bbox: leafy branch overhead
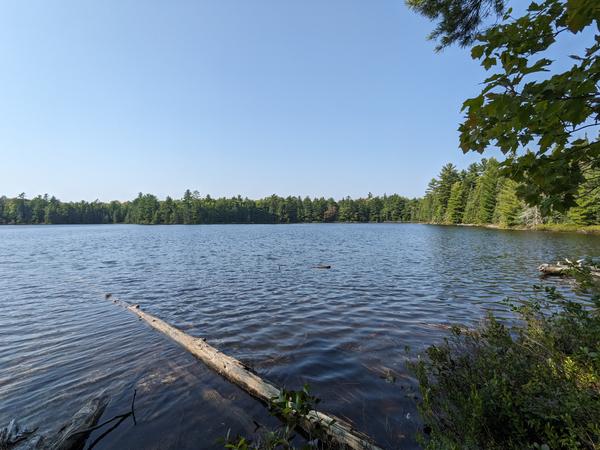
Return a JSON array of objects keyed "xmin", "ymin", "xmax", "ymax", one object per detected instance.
[
  {"xmin": 463, "ymin": 0, "xmax": 599, "ymax": 211},
  {"xmin": 406, "ymin": 0, "xmax": 507, "ymax": 50},
  {"xmin": 411, "ymin": 0, "xmax": 599, "ymax": 212}
]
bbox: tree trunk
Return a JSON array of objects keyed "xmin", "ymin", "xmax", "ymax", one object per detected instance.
[{"xmin": 124, "ymin": 303, "xmax": 382, "ymax": 450}]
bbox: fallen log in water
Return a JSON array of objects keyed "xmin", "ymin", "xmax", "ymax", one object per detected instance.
[
  {"xmin": 538, "ymin": 263, "xmax": 570, "ymax": 276},
  {"xmin": 3, "ymin": 393, "xmax": 130, "ymax": 450},
  {"xmin": 538, "ymin": 260, "xmax": 600, "ymax": 277},
  {"xmin": 116, "ymin": 301, "xmax": 382, "ymax": 450},
  {"xmin": 37, "ymin": 393, "xmax": 109, "ymax": 450}
]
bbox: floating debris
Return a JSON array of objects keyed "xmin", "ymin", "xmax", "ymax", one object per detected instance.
[{"xmin": 539, "ymin": 259, "xmax": 600, "ymax": 277}]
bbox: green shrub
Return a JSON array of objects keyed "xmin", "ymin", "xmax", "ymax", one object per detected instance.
[
  {"xmin": 222, "ymin": 385, "xmax": 333, "ymax": 450},
  {"xmin": 411, "ymin": 278, "xmax": 600, "ymax": 449}
]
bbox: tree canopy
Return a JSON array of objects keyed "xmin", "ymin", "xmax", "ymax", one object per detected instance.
[
  {"xmin": 3, "ymin": 156, "xmax": 599, "ymax": 227},
  {"xmin": 407, "ymin": 0, "xmax": 506, "ymax": 50},
  {"xmin": 410, "ymin": 0, "xmax": 599, "ymax": 212},
  {"xmin": 0, "ymin": 192, "xmax": 419, "ymax": 225}
]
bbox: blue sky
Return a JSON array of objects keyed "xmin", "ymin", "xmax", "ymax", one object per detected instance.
[{"xmin": 1, "ymin": 1, "xmax": 503, "ymax": 201}]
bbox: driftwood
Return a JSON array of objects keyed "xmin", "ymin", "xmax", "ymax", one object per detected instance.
[
  {"xmin": 37, "ymin": 393, "xmax": 109, "ymax": 450},
  {"xmin": 314, "ymin": 265, "xmax": 332, "ymax": 269},
  {"xmin": 119, "ymin": 302, "xmax": 382, "ymax": 450},
  {"xmin": 538, "ymin": 263, "xmax": 570, "ymax": 276},
  {"xmin": 1, "ymin": 396, "xmax": 108, "ymax": 450},
  {"xmin": 3, "ymin": 392, "xmax": 135, "ymax": 450},
  {"xmin": 538, "ymin": 259, "xmax": 600, "ymax": 277}
]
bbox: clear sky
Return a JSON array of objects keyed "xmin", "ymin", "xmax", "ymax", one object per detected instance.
[{"xmin": 2, "ymin": 0, "xmax": 497, "ymax": 201}]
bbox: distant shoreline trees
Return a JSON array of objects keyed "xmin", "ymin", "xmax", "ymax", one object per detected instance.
[
  {"xmin": 2, "ymin": 158, "xmax": 598, "ymax": 226},
  {"xmin": 415, "ymin": 158, "xmax": 600, "ymax": 226},
  {"xmin": 0, "ymin": 190, "xmax": 419, "ymax": 225}
]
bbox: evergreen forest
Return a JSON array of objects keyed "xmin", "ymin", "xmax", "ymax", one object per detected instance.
[{"xmin": 2, "ymin": 158, "xmax": 598, "ymax": 227}]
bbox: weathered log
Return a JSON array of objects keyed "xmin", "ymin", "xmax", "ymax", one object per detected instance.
[
  {"xmin": 3, "ymin": 395, "xmax": 110, "ymax": 450},
  {"xmin": 538, "ymin": 263, "xmax": 570, "ymax": 276},
  {"xmin": 123, "ymin": 303, "xmax": 382, "ymax": 450},
  {"xmin": 538, "ymin": 262, "xmax": 600, "ymax": 277},
  {"xmin": 44, "ymin": 394, "xmax": 109, "ymax": 450}
]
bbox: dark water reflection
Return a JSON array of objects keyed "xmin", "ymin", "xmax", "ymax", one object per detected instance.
[{"xmin": 1, "ymin": 224, "xmax": 599, "ymax": 449}]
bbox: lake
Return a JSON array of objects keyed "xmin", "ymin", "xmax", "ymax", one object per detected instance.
[{"xmin": 1, "ymin": 224, "xmax": 599, "ymax": 449}]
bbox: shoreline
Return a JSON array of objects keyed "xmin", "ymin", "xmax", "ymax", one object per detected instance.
[{"xmin": 430, "ymin": 222, "xmax": 600, "ymax": 235}]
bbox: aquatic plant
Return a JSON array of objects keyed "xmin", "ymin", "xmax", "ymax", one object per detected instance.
[{"xmin": 222, "ymin": 384, "xmax": 334, "ymax": 450}]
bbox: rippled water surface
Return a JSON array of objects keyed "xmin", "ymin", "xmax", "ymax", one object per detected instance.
[{"xmin": 2, "ymin": 224, "xmax": 600, "ymax": 449}]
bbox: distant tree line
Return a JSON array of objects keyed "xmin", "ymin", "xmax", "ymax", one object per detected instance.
[
  {"xmin": 0, "ymin": 191, "xmax": 419, "ymax": 225},
  {"xmin": 415, "ymin": 158, "xmax": 600, "ymax": 227},
  {"xmin": 2, "ymin": 158, "xmax": 598, "ymax": 226}
]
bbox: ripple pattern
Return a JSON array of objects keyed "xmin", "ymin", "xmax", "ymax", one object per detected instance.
[{"xmin": 1, "ymin": 224, "xmax": 599, "ymax": 449}]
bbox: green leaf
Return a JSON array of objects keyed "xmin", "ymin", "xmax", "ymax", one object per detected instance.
[
  {"xmin": 566, "ymin": 0, "xmax": 596, "ymax": 32},
  {"xmin": 462, "ymin": 95, "xmax": 485, "ymax": 112},
  {"xmin": 471, "ymin": 45, "xmax": 485, "ymax": 59}
]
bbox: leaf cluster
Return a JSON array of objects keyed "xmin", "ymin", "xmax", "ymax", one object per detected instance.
[
  {"xmin": 460, "ymin": 0, "xmax": 600, "ymax": 212},
  {"xmin": 222, "ymin": 385, "xmax": 334, "ymax": 450}
]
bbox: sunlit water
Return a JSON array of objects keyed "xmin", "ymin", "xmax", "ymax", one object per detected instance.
[{"xmin": 2, "ymin": 224, "xmax": 599, "ymax": 449}]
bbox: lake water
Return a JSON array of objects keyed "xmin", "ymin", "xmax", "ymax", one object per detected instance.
[{"xmin": 2, "ymin": 224, "xmax": 599, "ymax": 449}]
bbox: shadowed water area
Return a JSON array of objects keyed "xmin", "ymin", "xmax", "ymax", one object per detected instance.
[{"xmin": 2, "ymin": 224, "xmax": 599, "ymax": 449}]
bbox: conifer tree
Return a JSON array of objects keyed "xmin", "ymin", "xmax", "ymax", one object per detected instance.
[
  {"xmin": 444, "ymin": 181, "xmax": 466, "ymax": 224},
  {"xmin": 475, "ymin": 159, "xmax": 500, "ymax": 224},
  {"xmin": 494, "ymin": 178, "xmax": 522, "ymax": 226},
  {"xmin": 568, "ymin": 170, "xmax": 600, "ymax": 225}
]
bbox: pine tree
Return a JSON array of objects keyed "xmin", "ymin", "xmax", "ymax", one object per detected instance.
[
  {"xmin": 475, "ymin": 159, "xmax": 500, "ymax": 224},
  {"xmin": 432, "ymin": 164, "xmax": 460, "ymax": 222},
  {"xmin": 463, "ymin": 181, "xmax": 481, "ymax": 224},
  {"xmin": 494, "ymin": 178, "xmax": 522, "ymax": 227},
  {"xmin": 444, "ymin": 181, "xmax": 466, "ymax": 224},
  {"xmin": 567, "ymin": 170, "xmax": 600, "ymax": 225}
]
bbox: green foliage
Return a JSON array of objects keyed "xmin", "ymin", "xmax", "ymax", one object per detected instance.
[
  {"xmin": 444, "ymin": 181, "xmax": 467, "ymax": 223},
  {"xmin": 474, "ymin": 158, "xmax": 500, "ymax": 224},
  {"xmin": 222, "ymin": 385, "xmax": 334, "ymax": 450},
  {"xmin": 459, "ymin": 0, "xmax": 600, "ymax": 212},
  {"xmin": 568, "ymin": 169, "xmax": 600, "ymax": 225},
  {"xmin": 0, "ymin": 193, "xmax": 418, "ymax": 225},
  {"xmin": 410, "ymin": 0, "xmax": 599, "ymax": 212},
  {"xmin": 434, "ymin": 164, "xmax": 461, "ymax": 222},
  {"xmin": 3, "ymin": 154, "xmax": 599, "ymax": 227},
  {"xmin": 494, "ymin": 178, "xmax": 523, "ymax": 226},
  {"xmin": 406, "ymin": 0, "xmax": 506, "ymax": 50},
  {"xmin": 410, "ymin": 278, "xmax": 600, "ymax": 449},
  {"xmin": 414, "ymin": 157, "xmax": 600, "ymax": 227}
]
